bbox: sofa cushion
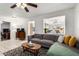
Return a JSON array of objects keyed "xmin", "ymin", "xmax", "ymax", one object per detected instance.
[
  {"xmin": 33, "ymin": 34, "xmax": 43, "ymax": 39},
  {"xmin": 41, "ymin": 40, "xmax": 54, "ymax": 45},
  {"xmin": 47, "ymin": 42, "xmax": 79, "ymax": 56},
  {"xmin": 31, "ymin": 38, "xmax": 41, "ymax": 42},
  {"xmin": 43, "ymin": 34, "xmax": 59, "ymax": 42}
]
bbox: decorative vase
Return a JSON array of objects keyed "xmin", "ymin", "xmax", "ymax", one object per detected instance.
[{"xmin": 29, "ymin": 41, "xmax": 33, "ymax": 47}]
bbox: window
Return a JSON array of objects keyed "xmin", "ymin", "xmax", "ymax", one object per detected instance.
[{"xmin": 43, "ymin": 15, "xmax": 65, "ymax": 35}]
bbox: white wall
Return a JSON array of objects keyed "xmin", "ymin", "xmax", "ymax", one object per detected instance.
[
  {"xmin": 0, "ymin": 16, "xmax": 29, "ymax": 40},
  {"xmin": 30, "ymin": 8, "xmax": 75, "ymax": 35},
  {"xmin": 74, "ymin": 4, "xmax": 79, "ymax": 40},
  {"xmin": 1, "ymin": 22, "xmax": 10, "ymax": 32},
  {"xmin": 30, "ymin": 18, "xmax": 43, "ymax": 34}
]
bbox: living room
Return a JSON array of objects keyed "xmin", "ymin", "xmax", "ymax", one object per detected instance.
[{"xmin": 0, "ymin": 3, "xmax": 79, "ymax": 56}]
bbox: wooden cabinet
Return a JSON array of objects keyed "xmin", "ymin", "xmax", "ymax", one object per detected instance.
[
  {"xmin": 1, "ymin": 32, "xmax": 10, "ymax": 40},
  {"xmin": 16, "ymin": 28, "xmax": 26, "ymax": 40},
  {"xmin": 19, "ymin": 32, "xmax": 25, "ymax": 40}
]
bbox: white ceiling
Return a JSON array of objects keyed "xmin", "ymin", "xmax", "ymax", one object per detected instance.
[{"xmin": 0, "ymin": 3, "xmax": 76, "ymax": 18}]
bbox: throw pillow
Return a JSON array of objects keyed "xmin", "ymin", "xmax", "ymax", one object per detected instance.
[
  {"xmin": 58, "ymin": 35, "xmax": 64, "ymax": 43},
  {"xmin": 69, "ymin": 36, "xmax": 77, "ymax": 47},
  {"xmin": 64, "ymin": 35, "xmax": 71, "ymax": 45}
]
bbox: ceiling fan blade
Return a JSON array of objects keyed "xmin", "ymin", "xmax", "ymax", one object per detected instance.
[
  {"xmin": 27, "ymin": 3, "xmax": 37, "ymax": 8},
  {"xmin": 10, "ymin": 4, "xmax": 17, "ymax": 8},
  {"xmin": 24, "ymin": 7, "xmax": 29, "ymax": 12}
]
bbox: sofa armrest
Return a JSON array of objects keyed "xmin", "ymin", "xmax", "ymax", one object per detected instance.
[{"xmin": 28, "ymin": 35, "xmax": 34, "ymax": 41}]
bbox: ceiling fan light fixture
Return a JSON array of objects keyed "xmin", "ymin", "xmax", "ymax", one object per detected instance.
[
  {"xmin": 21, "ymin": 6, "xmax": 25, "ymax": 9},
  {"xmin": 16, "ymin": 3, "xmax": 21, "ymax": 7},
  {"xmin": 22, "ymin": 3, "xmax": 27, "ymax": 7},
  {"xmin": 10, "ymin": 3, "xmax": 38, "ymax": 12}
]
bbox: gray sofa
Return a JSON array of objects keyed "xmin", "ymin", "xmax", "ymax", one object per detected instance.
[{"xmin": 28, "ymin": 34, "xmax": 59, "ymax": 48}]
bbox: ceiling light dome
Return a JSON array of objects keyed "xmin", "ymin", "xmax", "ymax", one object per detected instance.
[{"xmin": 16, "ymin": 3, "xmax": 21, "ymax": 7}]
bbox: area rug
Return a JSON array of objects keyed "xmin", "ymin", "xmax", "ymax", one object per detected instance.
[{"xmin": 3, "ymin": 46, "xmax": 48, "ymax": 56}]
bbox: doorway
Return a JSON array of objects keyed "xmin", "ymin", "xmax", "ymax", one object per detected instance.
[{"xmin": 1, "ymin": 21, "xmax": 10, "ymax": 41}]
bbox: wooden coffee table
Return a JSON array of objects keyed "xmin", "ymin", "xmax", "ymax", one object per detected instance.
[{"xmin": 22, "ymin": 42, "xmax": 41, "ymax": 56}]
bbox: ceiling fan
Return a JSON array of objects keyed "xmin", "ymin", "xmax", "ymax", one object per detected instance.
[{"xmin": 10, "ymin": 3, "xmax": 38, "ymax": 12}]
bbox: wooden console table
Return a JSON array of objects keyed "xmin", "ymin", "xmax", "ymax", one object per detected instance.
[{"xmin": 16, "ymin": 31, "xmax": 25, "ymax": 40}]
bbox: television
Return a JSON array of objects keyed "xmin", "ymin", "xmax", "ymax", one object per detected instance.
[{"xmin": 3, "ymin": 29, "xmax": 10, "ymax": 32}]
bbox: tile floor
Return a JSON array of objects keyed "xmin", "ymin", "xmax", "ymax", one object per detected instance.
[{"xmin": 0, "ymin": 39, "xmax": 27, "ymax": 56}]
